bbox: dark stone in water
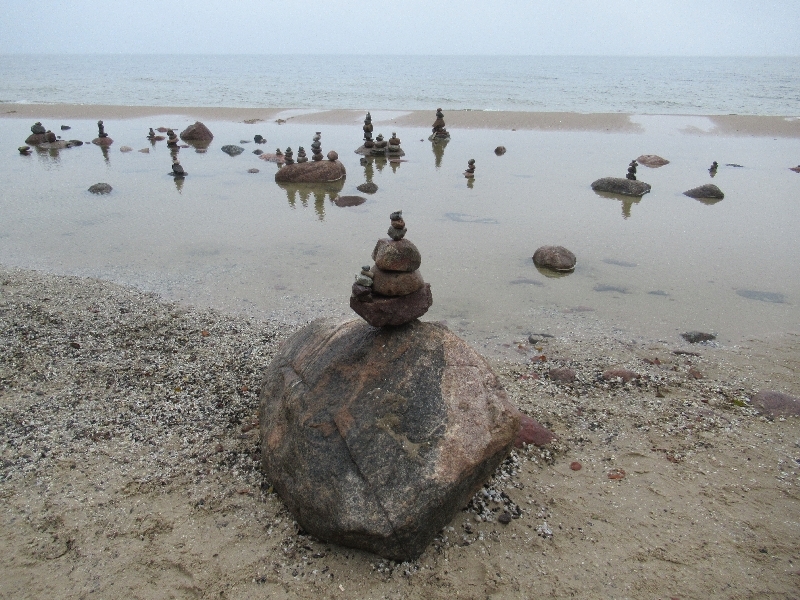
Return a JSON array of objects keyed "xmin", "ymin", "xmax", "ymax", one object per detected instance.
[
  {"xmin": 736, "ymin": 290, "xmax": 785, "ymax": 303},
  {"xmin": 532, "ymin": 246, "xmax": 576, "ymax": 272},
  {"xmin": 333, "ymin": 195, "xmax": 366, "ymax": 207},
  {"xmin": 684, "ymin": 184, "xmax": 724, "ymax": 200},
  {"xmin": 591, "ymin": 177, "xmax": 651, "ymax": 197},
  {"xmin": 594, "ymin": 284, "xmax": 628, "ymax": 294},
  {"xmin": 357, "ymin": 182, "xmax": 378, "ymax": 194},
  {"xmin": 726, "ymin": 164, "xmax": 744, "ymax": 168},
  {"xmin": 60, "ymin": 125, "xmax": 71, "ymax": 130},
  {"xmin": 221, "ymin": 145, "xmax": 245, "ymax": 156},
  {"xmin": 88, "ymin": 183, "xmax": 112, "ymax": 195},
  {"xmin": 681, "ymin": 331, "xmax": 715, "ymax": 344},
  {"xmin": 648, "ymin": 290, "xmax": 669, "ymax": 297}
]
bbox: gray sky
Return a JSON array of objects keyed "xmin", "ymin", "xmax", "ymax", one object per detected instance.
[{"xmin": 3, "ymin": 0, "xmax": 799, "ymax": 55}]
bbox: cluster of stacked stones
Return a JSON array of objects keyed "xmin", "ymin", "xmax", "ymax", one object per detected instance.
[
  {"xmin": 350, "ymin": 211, "xmax": 433, "ymax": 327},
  {"xmin": 21, "ymin": 122, "xmax": 86, "ymax": 154},
  {"xmin": 429, "ymin": 108, "xmax": 450, "ymax": 142},
  {"xmin": 356, "ymin": 113, "xmax": 405, "ymax": 157},
  {"xmin": 464, "ymin": 158, "xmax": 476, "ymax": 178}
]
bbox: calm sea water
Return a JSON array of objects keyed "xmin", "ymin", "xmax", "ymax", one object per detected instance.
[{"xmin": 2, "ymin": 55, "xmax": 799, "ymax": 115}]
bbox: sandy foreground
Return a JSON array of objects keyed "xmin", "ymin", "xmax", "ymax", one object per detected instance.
[
  {"xmin": 1, "ymin": 265, "xmax": 798, "ymax": 600},
  {"xmin": 4, "ymin": 103, "xmax": 800, "ymax": 136}
]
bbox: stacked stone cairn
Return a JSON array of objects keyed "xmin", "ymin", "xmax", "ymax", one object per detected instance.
[
  {"xmin": 296, "ymin": 146, "xmax": 308, "ymax": 163},
  {"xmin": 283, "ymin": 147, "xmax": 294, "ymax": 165},
  {"xmin": 166, "ymin": 129, "xmax": 179, "ymax": 147},
  {"xmin": 25, "ymin": 121, "xmax": 56, "ymax": 145},
  {"xmin": 370, "ymin": 133, "xmax": 388, "ymax": 157},
  {"xmin": 464, "ymin": 158, "xmax": 476, "ymax": 178},
  {"xmin": 387, "ymin": 132, "xmax": 404, "ymax": 157},
  {"xmin": 311, "ymin": 132, "xmax": 323, "ymax": 161},
  {"xmin": 91, "ymin": 120, "xmax": 114, "ymax": 146},
  {"xmin": 709, "ymin": 161, "xmax": 718, "ymax": 177},
  {"xmin": 363, "ymin": 112, "xmax": 374, "ymax": 149},
  {"xmin": 429, "ymin": 108, "xmax": 450, "ymax": 141},
  {"xmin": 626, "ymin": 159, "xmax": 638, "ymax": 181},
  {"xmin": 350, "ymin": 211, "xmax": 433, "ymax": 327}
]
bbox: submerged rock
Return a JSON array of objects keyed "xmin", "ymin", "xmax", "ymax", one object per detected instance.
[
  {"xmin": 221, "ymin": 145, "xmax": 245, "ymax": 156},
  {"xmin": 357, "ymin": 182, "xmax": 378, "ymax": 194},
  {"xmin": 88, "ymin": 183, "xmax": 113, "ymax": 195},
  {"xmin": 274, "ymin": 160, "xmax": 346, "ymax": 184},
  {"xmin": 259, "ymin": 317, "xmax": 520, "ymax": 560}
]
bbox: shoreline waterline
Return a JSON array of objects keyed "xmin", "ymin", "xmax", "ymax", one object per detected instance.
[{"xmin": 4, "ymin": 103, "xmax": 800, "ymax": 136}]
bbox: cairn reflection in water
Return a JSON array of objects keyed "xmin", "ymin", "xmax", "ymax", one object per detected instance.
[{"xmin": 277, "ymin": 179, "xmax": 346, "ymax": 220}]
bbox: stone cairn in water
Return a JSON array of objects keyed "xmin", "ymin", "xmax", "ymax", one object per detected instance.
[
  {"xmin": 167, "ymin": 129, "xmax": 179, "ymax": 147},
  {"xmin": 709, "ymin": 161, "xmax": 718, "ymax": 177},
  {"xmin": 429, "ymin": 108, "xmax": 450, "ymax": 142},
  {"xmin": 311, "ymin": 132, "xmax": 323, "ymax": 161},
  {"xmin": 92, "ymin": 120, "xmax": 114, "ymax": 146},
  {"xmin": 371, "ymin": 133, "xmax": 388, "ymax": 157},
  {"xmin": 296, "ymin": 146, "xmax": 308, "ymax": 163},
  {"xmin": 350, "ymin": 211, "xmax": 433, "ymax": 327},
  {"xmin": 283, "ymin": 147, "xmax": 294, "ymax": 165},
  {"xmin": 626, "ymin": 159, "xmax": 638, "ymax": 181},
  {"xmin": 464, "ymin": 159, "xmax": 476, "ymax": 178},
  {"xmin": 363, "ymin": 112, "xmax": 374, "ymax": 149},
  {"xmin": 387, "ymin": 132, "xmax": 404, "ymax": 157}
]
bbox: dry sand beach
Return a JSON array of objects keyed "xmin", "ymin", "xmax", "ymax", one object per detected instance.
[{"xmin": 1, "ymin": 105, "xmax": 799, "ymax": 599}]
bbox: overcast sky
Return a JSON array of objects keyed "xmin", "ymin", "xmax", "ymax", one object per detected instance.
[{"xmin": 3, "ymin": 0, "xmax": 799, "ymax": 56}]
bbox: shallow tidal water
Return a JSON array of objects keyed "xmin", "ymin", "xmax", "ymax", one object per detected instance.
[{"xmin": 2, "ymin": 114, "xmax": 799, "ymax": 359}]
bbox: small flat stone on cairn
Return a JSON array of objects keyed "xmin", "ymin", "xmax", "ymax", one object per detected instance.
[
  {"xmin": 636, "ymin": 154, "xmax": 669, "ymax": 167},
  {"xmin": 350, "ymin": 211, "xmax": 432, "ymax": 327},
  {"xmin": 684, "ymin": 184, "xmax": 724, "ymax": 200},
  {"xmin": 532, "ymin": 245, "xmax": 576, "ymax": 272},
  {"xmin": 179, "ymin": 121, "xmax": 214, "ymax": 142},
  {"xmin": 429, "ymin": 108, "xmax": 450, "ymax": 142},
  {"xmin": 25, "ymin": 122, "xmax": 51, "ymax": 145}
]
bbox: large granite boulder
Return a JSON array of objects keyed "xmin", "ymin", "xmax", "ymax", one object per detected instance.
[
  {"xmin": 259, "ymin": 318, "xmax": 520, "ymax": 560},
  {"xmin": 180, "ymin": 121, "xmax": 214, "ymax": 142},
  {"xmin": 275, "ymin": 160, "xmax": 346, "ymax": 183},
  {"xmin": 683, "ymin": 184, "xmax": 724, "ymax": 200},
  {"xmin": 591, "ymin": 177, "xmax": 651, "ymax": 197}
]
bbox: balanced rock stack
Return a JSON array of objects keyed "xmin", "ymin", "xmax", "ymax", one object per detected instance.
[
  {"xmin": 311, "ymin": 132, "xmax": 323, "ymax": 161},
  {"xmin": 464, "ymin": 158, "xmax": 476, "ymax": 178},
  {"xmin": 166, "ymin": 129, "xmax": 179, "ymax": 147},
  {"xmin": 371, "ymin": 133, "xmax": 388, "ymax": 157},
  {"xmin": 296, "ymin": 146, "xmax": 308, "ymax": 163},
  {"xmin": 350, "ymin": 211, "xmax": 433, "ymax": 327},
  {"xmin": 626, "ymin": 159, "xmax": 638, "ymax": 181},
  {"xmin": 429, "ymin": 108, "xmax": 450, "ymax": 142},
  {"xmin": 709, "ymin": 161, "xmax": 718, "ymax": 177},
  {"xmin": 283, "ymin": 147, "xmax": 294, "ymax": 165},
  {"xmin": 92, "ymin": 120, "xmax": 113, "ymax": 146},
  {"xmin": 363, "ymin": 112, "xmax": 374, "ymax": 149},
  {"xmin": 25, "ymin": 122, "xmax": 55, "ymax": 145},
  {"xmin": 387, "ymin": 132, "xmax": 404, "ymax": 157}
]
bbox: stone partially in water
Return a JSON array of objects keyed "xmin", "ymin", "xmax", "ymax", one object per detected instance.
[
  {"xmin": 259, "ymin": 317, "xmax": 519, "ymax": 560},
  {"xmin": 681, "ymin": 331, "xmax": 715, "ymax": 344},
  {"xmin": 275, "ymin": 160, "xmax": 346, "ymax": 184},
  {"xmin": 684, "ymin": 184, "xmax": 724, "ymax": 200},
  {"xmin": 180, "ymin": 121, "xmax": 214, "ymax": 142},
  {"xmin": 357, "ymin": 182, "xmax": 378, "ymax": 194},
  {"xmin": 333, "ymin": 195, "xmax": 366, "ymax": 207},
  {"xmin": 591, "ymin": 177, "xmax": 651, "ymax": 197},
  {"xmin": 88, "ymin": 183, "xmax": 113, "ymax": 195},
  {"xmin": 636, "ymin": 154, "xmax": 670, "ymax": 167},
  {"xmin": 532, "ymin": 246, "xmax": 576, "ymax": 272}
]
